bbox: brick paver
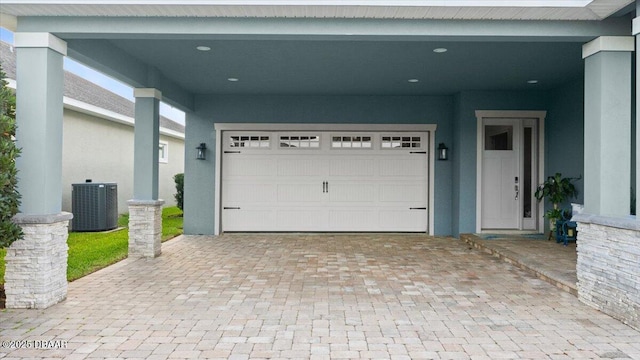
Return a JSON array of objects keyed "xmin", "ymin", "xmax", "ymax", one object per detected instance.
[{"xmin": 1, "ymin": 234, "xmax": 639, "ymax": 359}]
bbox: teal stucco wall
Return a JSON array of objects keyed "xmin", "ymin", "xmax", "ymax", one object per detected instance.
[
  {"xmin": 546, "ymin": 79, "xmax": 585, "ymax": 214},
  {"xmin": 183, "ymin": 86, "xmax": 586, "ymax": 237}
]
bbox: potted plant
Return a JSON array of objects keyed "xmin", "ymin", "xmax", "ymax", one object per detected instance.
[{"xmin": 535, "ymin": 172, "xmax": 580, "ymax": 238}]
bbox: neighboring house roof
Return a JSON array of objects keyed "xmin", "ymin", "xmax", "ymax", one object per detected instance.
[
  {"xmin": 0, "ymin": 41, "xmax": 185, "ymax": 137},
  {"xmin": 0, "ymin": 41, "xmax": 15, "ymax": 79}
]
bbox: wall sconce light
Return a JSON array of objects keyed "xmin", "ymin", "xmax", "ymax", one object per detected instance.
[
  {"xmin": 196, "ymin": 143, "xmax": 207, "ymax": 160},
  {"xmin": 438, "ymin": 143, "xmax": 449, "ymax": 161}
]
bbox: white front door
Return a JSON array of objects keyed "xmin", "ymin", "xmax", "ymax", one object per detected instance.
[
  {"xmin": 481, "ymin": 119, "xmax": 520, "ymax": 229},
  {"xmin": 221, "ymin": 131, "xmax": 429, "ymax": 232}
]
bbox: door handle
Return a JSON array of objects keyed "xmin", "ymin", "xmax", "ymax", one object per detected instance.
[
  {"xmin": 515, "ymin": 185, "xmax": 519, "ymax": 200},
  {"xmin": 322, "ymin": 181, "xmax": 327, "ymax": 193}
]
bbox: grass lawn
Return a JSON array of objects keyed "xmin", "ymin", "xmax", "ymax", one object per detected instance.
[{"xmin": 0, "ymin": 206, "xmax": 183, "ymax": 284}]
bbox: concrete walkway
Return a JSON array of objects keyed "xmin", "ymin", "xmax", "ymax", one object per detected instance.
[{"xmin": 1, "ymin": 234, "xmax": 639, "ymax": 359}]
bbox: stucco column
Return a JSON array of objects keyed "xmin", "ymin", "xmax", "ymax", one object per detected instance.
[
  {"xmin": 6, "ymin": 33, "xmax": 72, "ymax": 309},
  {"xmin": 183, "ymin": 111, "xmax": 215, "ymax": 235},
  {"xmin": 128, "ymin": 88, "xmax": 164, "ymax": 258},
  {"xmin": 582, "ymin": 36, "xmax": 634, "ymax": 217}
]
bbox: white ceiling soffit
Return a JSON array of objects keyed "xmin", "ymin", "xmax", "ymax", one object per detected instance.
[{"xmin": 0, "ymin": 0, "xmax": 634, "ymax": 20}]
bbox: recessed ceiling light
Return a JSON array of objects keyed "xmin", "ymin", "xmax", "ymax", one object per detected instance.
[
  {"xmin": 227, "ymin": 78, "xmax": 239, "ymax": 82},
  {"xmin": 408, "ymin": 79, "xmax": 419, "ymax": 83},
  {"xmin": 527, "ymin": 80, "xmax": 539, "ymax": 84},
  {"xmin": 196, "ymin": 46, "xmax": 211, "ymax": 51},
  {"xmin": 433, "ymin": 48, "xmax": 448, "ymax": 53}
]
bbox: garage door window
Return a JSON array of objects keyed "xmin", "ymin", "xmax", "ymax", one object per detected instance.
[
  {"xmin": 279, "ymin": 135, "xmax": 321, "ymax": 148},
  {"xmin": 381, "ymin": 135, "xmax": 421, "ymax": 149},
  {"xmin": 331, "ymin": 135, "xmax": 372, "ymax": 149},
  {"xmin": 230, "ymin": 135, "xmax": 270, "ymax": 148}
]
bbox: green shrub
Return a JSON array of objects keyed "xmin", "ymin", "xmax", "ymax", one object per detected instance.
[
  {"xmin": 0, "ymin": 65, "xmax": 22, "ymax": 248},
  {"xmin": 174, "ymin": 173, "xmax": 184, "ymax": 211}
]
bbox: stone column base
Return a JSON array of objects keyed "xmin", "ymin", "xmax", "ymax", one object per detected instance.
[
  {"xmin": 128, "ymin": 199, "xmax": 164, "ymax": 258},
  {"xmin": 6, "ymin": 212, "xmax": 73, "ymax": 309},
  {"xmin": 574, "ymin": 213, "xmax": 640, "ymax": 331}
]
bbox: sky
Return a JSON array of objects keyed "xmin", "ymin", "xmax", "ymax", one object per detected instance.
[{"xmin": 0, "ymin": 28, "xmax": 185, "ymax": 125}]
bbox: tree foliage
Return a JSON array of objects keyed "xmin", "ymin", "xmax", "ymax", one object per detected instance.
[
  {"xmin": 173, "ymin": 173, "xmax": 184, "ymax": 211},
  {"xmin": 0, "ymin": 64, "xmax": 22, "ymax": 248}
]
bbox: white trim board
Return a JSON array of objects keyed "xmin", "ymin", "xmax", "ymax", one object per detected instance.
[
  {"xmin": 2, "ymin": 1, "xmax": 593, "ymax": 7},
  {"xmin": 213, "ymin": 123, "xmax": 437, "ymax": 236},
  {"xmin": 214, "ymin": 123, "xmax": 437, "ymax": 132}
]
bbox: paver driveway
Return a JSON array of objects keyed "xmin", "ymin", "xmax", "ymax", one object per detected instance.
[{"xmin": 1, "ymin": 234, "xmax": 639, "ymax": 359}]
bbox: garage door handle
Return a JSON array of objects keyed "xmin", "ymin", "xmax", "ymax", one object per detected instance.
[
  {"xmin": 409, "ymin": 207, "xmax": 426, "ymax": 210},
  {"xmin": 410, "ymin": 151, "xmax": 427, "ymax": 154},
  {"xmin": 223, "ymin": 207, "xmax": 241, "ymax": 210},
  {"xmin": 224, "ymin": 151, "xmax": 241, "ymax": 154},
  {"xmin": 322, "ymin": 181, "xmax": 328, "ymax": 193}
]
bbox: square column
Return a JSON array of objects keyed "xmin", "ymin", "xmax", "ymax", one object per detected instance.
[
  {"xmin": 129, "ymin": 88, "xmax": 163, "ymax": 258},
  {"xmin": 14, "ymin": 33, "xmax": 66, "ymax": 214},
  {"xmin": 133, "ymin": 88, "xmax": 161, "ymax": 200},
  {"xmin": 7, "ymin": 33, "xmax": 70, "ymax": 309},
  {"xmin": 582, "ymin": 36, "xmax": 634, "ymax": 217}
]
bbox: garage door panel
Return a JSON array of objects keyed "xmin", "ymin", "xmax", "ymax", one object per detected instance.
[
  {"xmin": 378, "ymin": 209, "xmax": 427, "ymax": 231},
  {"xmin": 225, "ymin": 158, "xmax": 276, "ymax": 177},
  {"xmin": 379, "ymin": 158, "xmax": 426, "ymax": 177},
  {"xmin": 379, "ymin": 184, "xmax": 425, "ymax": 202},
  {"xmin": 277, "ymin": 184, "xmax": 324, "ymax": 202},
  {"xmin": 329, "ymin": 209, "xmax": 376, "ymax": 229},
  {"xmin": 329, "ymin": 158, "xmax": 375, "ymax": 177},
  {"xmin": 329, "ymin": 184, "xmax": 376, "ymax": 202},
  {"xmin": 276, "ymin": 210, "xmax": 327, "ymax": 230},
  {"xmin": 223, "ymin": 210, "xmax": 275, "ymax": 231},
  {"xmin": 225, "ymin": 184, "xmax": 276, "ymax": 203},
  {"xmin": 277, "ymin": 158, "xmax": 326, "ymax": 176}
]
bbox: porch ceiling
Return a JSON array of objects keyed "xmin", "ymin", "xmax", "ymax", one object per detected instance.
[{"xmin": 104, "ymin": 38, "xmax": 585, "ymax": 95}]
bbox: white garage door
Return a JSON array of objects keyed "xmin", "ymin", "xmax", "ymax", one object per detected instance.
[{"xmin": 221, "ymin": 131, "xmax": 429, "ymax": 232}]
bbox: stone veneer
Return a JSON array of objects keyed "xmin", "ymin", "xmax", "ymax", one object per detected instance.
[
  {"xmin": 128, "ymin": 199, "xmax": 164, "ymax": 258},
  {"xmin": 6, "ymin": 212, "xmax": 73, "ymax": 309},
  {"xmin": 574, "ymin": 213, "xmax": 640, "ymax": 331}
]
